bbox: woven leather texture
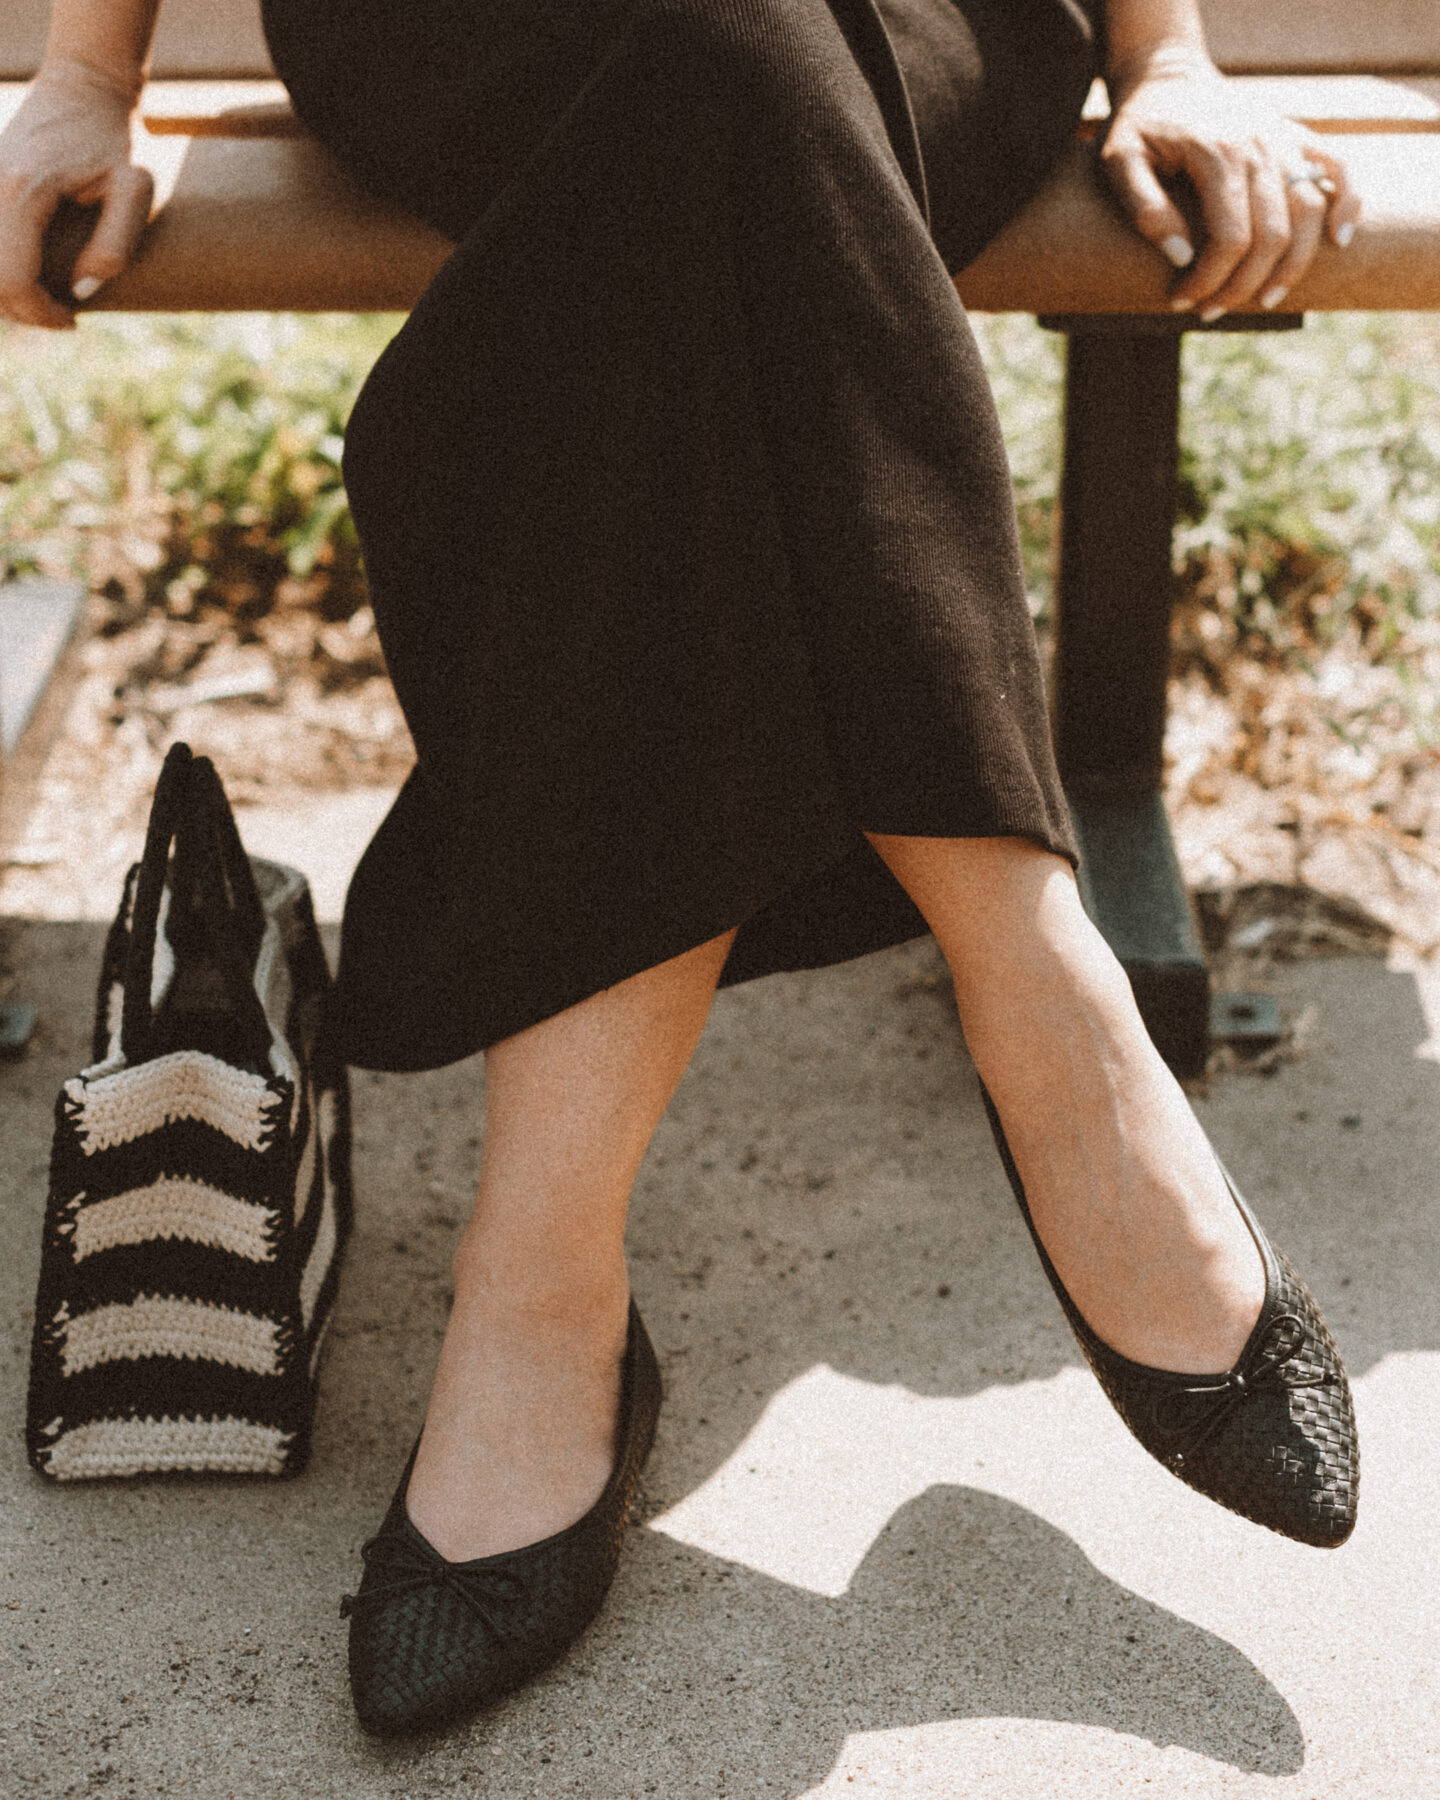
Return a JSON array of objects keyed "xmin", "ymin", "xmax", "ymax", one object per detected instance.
[
  {"xmin": 345, "ymin": 1301, "xmax": 662, "ymax": 1736},
  {"xmin": 1079, "ymin": 1246, "xmax": 1357, "ymax": 1547},
  {"xmin": 981, "ymin": 1086, "xmax": 1359, "ymax": 1548}
]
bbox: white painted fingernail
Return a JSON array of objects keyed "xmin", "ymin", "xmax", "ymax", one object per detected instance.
[
  {"xmin": 1161, "ymin": 234, "xmax": 1195, "ymax": 269},
  {"xmin": 71, "ymin": 275, "xmax": 103, "ymax": 301},
  {"xmin": 1260, "ymin": 285, "xmax": 1288, "ymax": 310},
  {"xmin": 1199, "ymin": 305, "xmax": 1226, "ymax": 324},
  {"xmin": 1336, "ymin": 221, "xmax": 1355, "ymax": 248},
  {"xmin": 1170, "ymin": 294, "xmax": 1194, "ymax": 312}
]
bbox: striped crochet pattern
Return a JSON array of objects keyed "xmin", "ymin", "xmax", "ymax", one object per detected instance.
[
  {"xmin": 27, "ymin": 761, "xmax": 353, "ymax": 1482},
  {"xmin": 42, "ymin": 1416, "xmax": 294, "ymax": 1481},
  {"xmin": 62, "ymin": 1050, "xmax": 287, "ymax": 1156}
]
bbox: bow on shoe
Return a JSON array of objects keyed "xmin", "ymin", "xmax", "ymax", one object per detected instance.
[
  {"xmin": 1151, "ymin": 1312, "xmax": 1338, "ymax": 1469},
  {"xmin": 340, "ymin": 1531, "xmax": 525, "ymax": 1639}
]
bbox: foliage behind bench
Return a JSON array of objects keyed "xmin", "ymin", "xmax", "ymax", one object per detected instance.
[{"xmin": 5, "ymin": 310, "xmax": 1437, "ymax": 704}]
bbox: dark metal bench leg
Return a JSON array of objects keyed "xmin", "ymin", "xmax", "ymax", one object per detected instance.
[
  {"xmin": 0, "ymin": 1001, "xmax": 37, "ymax": 1059},
  {"xmin": 1047, "ymin": 324, "xmax": 1208, "ymax": 1076}
]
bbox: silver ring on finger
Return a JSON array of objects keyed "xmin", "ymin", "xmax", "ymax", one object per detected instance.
[{"xmin": 1283, "ymin": 163, "xmax": 1333, "ymax": 196}]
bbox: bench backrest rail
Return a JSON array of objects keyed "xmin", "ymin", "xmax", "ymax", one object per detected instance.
[{"xmin": 3, "ymin": 0, "xmax": 1440, "ymax": 82}]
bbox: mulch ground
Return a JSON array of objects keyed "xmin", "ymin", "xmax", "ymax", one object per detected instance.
[{"xmin": 2, "ymin": 603, "xmax": 1435, "ymax": 1072}]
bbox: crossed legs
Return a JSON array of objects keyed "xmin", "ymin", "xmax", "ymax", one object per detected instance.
[{"xmin": 405, "ymin": 837, "xmax": 1263, "ymax": 1563}]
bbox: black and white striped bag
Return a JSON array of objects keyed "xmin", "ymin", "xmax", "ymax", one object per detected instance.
[{"xmin": 26, "ymin": 742, "xmax": 352, "ymax": 1480}]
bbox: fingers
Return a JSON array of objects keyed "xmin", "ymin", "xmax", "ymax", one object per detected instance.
[
  {"xmin": 1253, "ymin": 176, "xmax": 1327, "ymax": 311},
  {"xmin": 1190, "ymin": 158, "xmax": 1295, "ymax": 318},
  {"xmin": 70, "ymin": 160, "xmax": 153, "ymax": 295},
  {"xmin": 1157, "ymin": 142, "xmax": 1358, "ymax": 320},
  {"xmin": 0, "ymin": 158, "xmax": 151, "ymax": 326},
  {"xmin": 1101, "ymin": 143, "xmax": 1196, "ymax": 269},
  {"xmin": 1303, "ymin": 142, "xmax": 1362, "ymax": 248},
  {"xmin": 0, "ymin": 282, "xmax": 75, "ymax": 329},
  {"xmin": 1104, "ymin": 74, "xmax": 1364, "ymax": 321},
  {"xmin": 0, "ymin": 181, "xmax": 77, "ymax": 329},
  {"xmin": 1165, "ymin": 149, "xmax": 1252, "ymax": 314}
]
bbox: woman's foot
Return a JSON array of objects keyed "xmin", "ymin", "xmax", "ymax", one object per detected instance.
[
  {"xmin": 405, "ymin": 1264, "xmax": 632, "ymax": 1563},
  {"xmin": 963, "ymin": 931, "xmax": 1264, "ymax": 1372},
  {"xmin": 345, "ymin": 1302, "xmax": 665, "ymax": 1735},
  {"xmin": 869, "ymin": 834, "xmax": 1265, "ymax": 1375}
]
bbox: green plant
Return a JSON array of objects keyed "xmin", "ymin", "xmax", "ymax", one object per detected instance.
[
  {"xmin": 0, "ymin": 312, "xmax": 398, "ymax": 628},
  {"xmin": 1174, "ymin": 314, "xmax": 1440, "ymax": 678}
]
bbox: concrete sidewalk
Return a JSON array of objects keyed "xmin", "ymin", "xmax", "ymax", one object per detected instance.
[{"xmin": 2, "ymin": 916, "xmax": 1438, "ymax": 1799}]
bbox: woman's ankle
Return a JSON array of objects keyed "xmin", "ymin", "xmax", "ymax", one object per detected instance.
[
  {"xmin": 406, "ymin": 1253, "xmax": 630, "ymax": 1558},
  {"xmin": 450, "ymin": 1229, "xmax": 630, "ymax": 1326}
]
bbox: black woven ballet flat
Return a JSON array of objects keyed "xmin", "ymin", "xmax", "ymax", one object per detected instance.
[
  {"xmin": 341, "ymin": 1300, "xmax": 662, "ymax": 1736},
  {"xmin": 980, "ymin": 1089, "xmax": 1358, "ymax": 1547}
]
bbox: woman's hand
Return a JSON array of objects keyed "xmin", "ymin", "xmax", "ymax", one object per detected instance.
[
  {"xmin": 0, "ymin": 60, "xmax": 153, "ymax": 329},
  {"xmin": 1101, "ymin": 53, "xmax": 1360, "ymax": 321}
]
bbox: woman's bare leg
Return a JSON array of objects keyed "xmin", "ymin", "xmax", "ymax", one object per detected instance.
[
  {"xmin": 868, "ymin": 833, "xmax": 1264, "ymax": 1373},
  {"xmin": 406, "ymin": 928, "xmax": 737, "ymax": 1562}
]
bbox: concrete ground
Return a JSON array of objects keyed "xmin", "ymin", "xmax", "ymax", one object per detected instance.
[{"xmin": 3, "ymin": 870, "xmax": 1439, "ymax": 1797}]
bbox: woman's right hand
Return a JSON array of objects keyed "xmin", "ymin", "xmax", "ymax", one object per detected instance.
[{"xmin": 0, "ymin": 60, "xmax": 153, "ymax": 329}]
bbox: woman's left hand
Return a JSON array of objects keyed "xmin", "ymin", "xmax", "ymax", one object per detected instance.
[{"xmin": 1101, "ymin": 55, "xmax": 1360, "ymax": 320}]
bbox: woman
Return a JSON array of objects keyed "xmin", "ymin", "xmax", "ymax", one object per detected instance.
[{"xmin": 0, "ymin": 0, "xmax": 1360, "ymax": 1740}]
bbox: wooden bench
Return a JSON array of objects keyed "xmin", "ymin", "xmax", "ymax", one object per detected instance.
[{"xmin": 4, "ymin": 0, "xmax": 1439, "ymax": 1072}]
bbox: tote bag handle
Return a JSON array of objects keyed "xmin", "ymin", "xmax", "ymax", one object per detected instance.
[{"xmin": 120, "ymin": 742, "xmax": 271, "ymax": 1065}]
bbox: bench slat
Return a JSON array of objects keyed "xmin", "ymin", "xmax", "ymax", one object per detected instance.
[
  {"xmin": 0, "ymin": 0, "xmax": 274, "ymax": 82},
  {"xmin": 96, "ymin": 133, "xmax": 452, "ymax": 313},
  {"xmin": 6, "ymin": 0, "xmax": 1440, "ymax": 83},
  {"xmin": 1201, "ymin": 0, "xmax": 1440, "ymax": 75},
  {"xmin": 96, "ymin": 132, "xmax": 1440, "ymax": 316},
  {"xmin": 151, "ymin": 75, "xmax": 1440, "ymax": 141},
  {"xmin": 1094, "ymin": 73, "xmax": 1440, "ymax": 132},
  {"xmin": 2, "ymin": 75, "xmax": 1437, "ymax": 316}
]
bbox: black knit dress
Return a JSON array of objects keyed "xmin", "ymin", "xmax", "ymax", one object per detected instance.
[{"xmin": 259, "ymin": 0, "xmax": 1100, "ymax": 1071}]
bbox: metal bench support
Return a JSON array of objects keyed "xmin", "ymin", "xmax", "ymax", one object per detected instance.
[{"xmin": 1041, "ymin": 313, "xmax": 1301, "ymax": 1078}]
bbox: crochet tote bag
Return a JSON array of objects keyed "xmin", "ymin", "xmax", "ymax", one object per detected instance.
[{"xmin": 26, "ymin": 742, "xmax": 352, "ymax": 1480}]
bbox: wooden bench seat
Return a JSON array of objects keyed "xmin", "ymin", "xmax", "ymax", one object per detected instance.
[{"xmin": 1, "ymin": 74, "xmax": 1438, "ymax": 315}]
